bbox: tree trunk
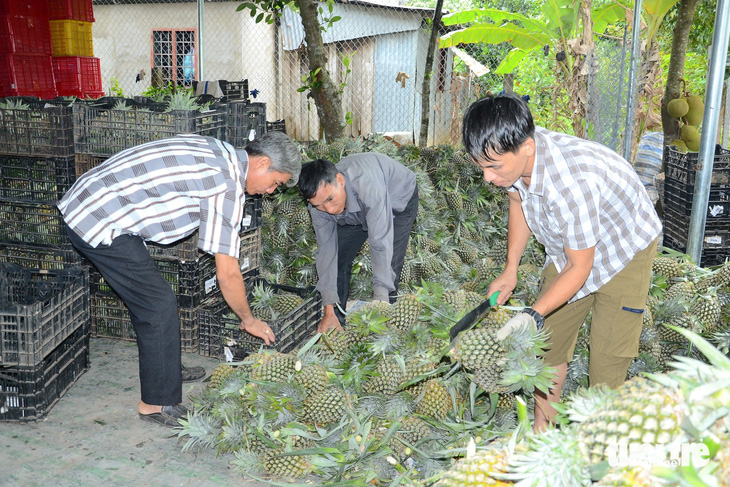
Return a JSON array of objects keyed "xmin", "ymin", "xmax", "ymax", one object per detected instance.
[
  {"xmin": 298, "ymin": 0, "xmax": 345, "ymax": 141},
  {"xmin": 569, "ymin": 0, "xmax": 594, "ymax": 138},
  {"xmin": 661, "ymin": 0, "xmax": 702, "ymax": 161},
  {"xmin": 418, "ymin": 0, "xmax": 445, "ymax": 148}
]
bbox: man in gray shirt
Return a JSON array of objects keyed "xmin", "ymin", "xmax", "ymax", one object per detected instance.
[{"xmin": 298, "ymin": 154, "xmax": 418, "ymax": 332}]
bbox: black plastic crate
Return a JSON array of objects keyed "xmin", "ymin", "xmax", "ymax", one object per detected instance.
[
  {"xmin": 226, "ymin": 101, "xmax": 267, "ymax": 149},
  {"xmin": 0, "ymin": 265, "xmax": 88, "ymax": 367},
  {"xmin": 266, "ymin": 119, "xmax": 286, "ymax": 134},
  {"xmin": 74, "ymin": 153, "xmax": 108, "ymax": 178},
  {"xmin": 0, "ymin": 99, "xmax": 74, "ymax": 157},
  {"xmin": 662, "ymin": 233, "xmax": 730, "ymax": 267},
  {"xmin": 0, "ymin": 321, "xmax": 90, "ymax": 422},
  {"xmin": 200, "ymin": 228, "xmax": 262, "ymax": 299},
  {"xmin": 662, "ymin": 206, "xmax": 730, "ymax": 250},
  {"xmin": 198, "ymin": 278, "xmax": 322, "ymax": 359},
  {"xmin": 0, "ymin": 242, "xmax": 82, "ymax": 271},
  {"xmin": 90, "ymin": 295, "xmax": 200, "ymax": 352},
  {"xmin": 0, "ymin": 200, "xmax": 68, "ymax": 247},
  {"xmin": 146, "ymin": 198, "xmax": 264, "ymax": 261},
  {"xmin": 664, "ymin": 145, "xmax": 730, "ymax": 187},
  {"xmin": 0, "ymin": 154, "xmax": 75, "ymax": 203},
  {"xmin": 220, "ymin": 79, "xmax": 249, "ymax": 101},
  {"xmin": 73, "ymin": 98, "xmax": 228, "ymax": 156},
  {"xmin": 663, "ymin": 177, "xmax": 730, "ymax": 219}
]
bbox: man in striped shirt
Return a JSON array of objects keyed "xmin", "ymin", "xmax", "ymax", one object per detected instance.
[
  {"xmin": 461, "ymin": 94, "xmax": 661, "ymax": 431},
  {"xmin": 58, "ymin": 132, "xmax": 301, "ymax": 427}
]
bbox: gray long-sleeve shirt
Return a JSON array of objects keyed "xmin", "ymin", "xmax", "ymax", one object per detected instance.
[{"xmin": 309, "ymin": 153, "xmax": 417, "ymax": 305}]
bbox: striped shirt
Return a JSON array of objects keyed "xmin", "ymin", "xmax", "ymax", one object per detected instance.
[
  {"xmin": 58, "ymin": 135, "xmax": 248, "ymax": 258},
  {"xmin": 511, "ymin": 127, "xmax": 662, "ymax": 301}
]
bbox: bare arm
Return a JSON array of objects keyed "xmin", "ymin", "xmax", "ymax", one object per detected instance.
[
  {"xmin": 531, "ymin": 246, "xmax": 595, "ymax": 317},
  {"xmin": 215, "ymin": 253, "xmax": 275, "ymax": 345}
]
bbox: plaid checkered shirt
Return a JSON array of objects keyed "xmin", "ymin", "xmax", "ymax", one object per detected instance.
[
  {"xmin": 511, "ymin": 127, "xmax": 662, "ymax": 302},
  {"xmin": 58, "ymin": 135, "xmax": 248, "ymax": 258}
]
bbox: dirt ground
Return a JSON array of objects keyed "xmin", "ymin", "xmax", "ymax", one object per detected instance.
[{"xmin": 0, "ymin": 338, "xmax": 269, "ymax": 487}]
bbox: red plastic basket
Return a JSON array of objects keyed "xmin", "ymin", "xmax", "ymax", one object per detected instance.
[
  {"xmin": 0, "ymin": 1, "xmax": 49, "ymax": 19},
  {"xmin": 0, "ymin": 15, "xmax": 52, "ymax": 55},
  {"xmin": 0, "ymin": 53, "xmax": 57, "ymax": 99},
  {"xmin": 52, "ymin": 56, "xmax": 104, "ymax": 98},
  {"xmin": 49, "ymin": 0, "xmax": 94, "ymax": 22}
]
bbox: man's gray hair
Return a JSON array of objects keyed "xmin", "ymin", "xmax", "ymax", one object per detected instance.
[{"xmin": 242, "ymin": 131, "xmax": 302, "ymax": 186}]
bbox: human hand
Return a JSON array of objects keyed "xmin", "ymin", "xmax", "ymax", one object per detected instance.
[
  {"xmin": 318, "ymin": 313, "xmax": 344, "ymax": 334},
  {"xmin": 239, "ymin": 317, "xmax": 276, "ymax": 345},
  {"xmin": 487, "ymin": 271, "xmax": 518, "ymax": 305},
  {"xmin": 495, "ymin": 312, "xmax": 537, "ymax": 341}
]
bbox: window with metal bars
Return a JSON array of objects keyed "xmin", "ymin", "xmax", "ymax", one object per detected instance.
[{"xmin": 152, "ymin": 29, "xmax": 196, "ymax": 87}]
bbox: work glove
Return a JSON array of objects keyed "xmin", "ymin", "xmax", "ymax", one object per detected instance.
[{"xmin": 495, "ymin": 308, "xmax": 545, "ymax": 341}]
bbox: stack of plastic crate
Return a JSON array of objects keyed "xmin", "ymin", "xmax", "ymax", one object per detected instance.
[
  {"xmin": 0, "ymin": 96, "xmax": 80, "ymax": 270},
  {"xmin": 48, "ymin": 0, "xmax": 103, "ymax": 99},
  {"xmin": 0, "ymin": 0, "xmax": 57, "ymax": 98},
  {"xmin": 88, "ymin": 196, "xmax": 264, "ymax": 353},
  {"xmin": 227, "ymin": 101, "xmax": 268, "ymax": 149},
  {"xmin": 0, "ymin": 263, "xmax": 90, "ymax": 422},
  {"xmin": 662, "ymin": 145, "xmax": 730, "ymax": 266}
]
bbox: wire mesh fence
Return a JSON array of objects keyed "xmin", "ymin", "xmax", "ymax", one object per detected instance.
[{"xmin": 91, "ymin": 0, "xmax": 642, "ymax": 151}]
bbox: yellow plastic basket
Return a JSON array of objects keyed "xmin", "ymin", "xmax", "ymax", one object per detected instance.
[{"xmin": 49, "ymin": 19, "xmax": 93, "ymax": 57}]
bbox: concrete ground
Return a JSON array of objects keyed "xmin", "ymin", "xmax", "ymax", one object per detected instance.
[{"xmin": 0, "ymin": 338, "xmax": 268, "ymax": 487}]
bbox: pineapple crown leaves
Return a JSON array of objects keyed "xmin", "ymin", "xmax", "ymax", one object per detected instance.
[
  {"xmin": 178, "ymin": 411, "xmax": 222, "ymax": 453},
  {"xmin": 498, "ymin": 427, "xmax": 592, "ymax": 487},
  {"xmin": 230, "ymin": 449, "xmax": 267, "ymax": 478},
  {"xmin": 711, "ymin": 327, "xmax": 730, "ymax": 355},
  {"xmin": 498, "ymin": 325, "xmax": 557, "ymax": 395},
  {"xmin": 554, "ymin": 384, "xmax": 617, "ymax": 425}
]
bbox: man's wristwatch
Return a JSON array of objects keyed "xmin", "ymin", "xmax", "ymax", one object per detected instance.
[{"xmin": 524, "ymin": 308, "xmax": 545, "ymax": 331}]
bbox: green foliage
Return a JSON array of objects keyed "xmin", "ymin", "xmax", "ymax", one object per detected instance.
[
  {"xmin": 141, "ymin": 82, "xmax": 177, "ymax": 102},
  {"xmin": 658, "ymin": 0, "xmax": 718, "ymax": 54},
  {"xmin": 109, "ymin": 77, "xmax": 124, "ymax": 97},
  {"xmin": 659, "ymin": 49, "xmax": 709, "ymax": 99}
]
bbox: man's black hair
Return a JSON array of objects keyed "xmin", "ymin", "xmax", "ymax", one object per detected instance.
[
  {"xmin": 461, "ymin": 93, "xmax": 535, "ymax": 163},
  {"xmin": 298, "ymin": 159, "xmax": 339, "ymax": 200}
]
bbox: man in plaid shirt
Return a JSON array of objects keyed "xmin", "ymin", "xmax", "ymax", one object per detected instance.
[
  {"xmin": 58, "ymin": 132, "xmax": 301, "ymax": 427},
  {"xmin": 461, "ymin": 94, "xmax": 661, "ymax": 431}
]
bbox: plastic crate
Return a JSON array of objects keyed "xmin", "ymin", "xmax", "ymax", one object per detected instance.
[
  {"xmin": 0, "ymin": 154, "xmax": 76, "ymax": 203},
  {"xmin": 0, "ymin": 321, "xmax": 90, "ymax": 422},
  {"xmin": 226, "ymin": 101, "xmax": 267, "ymax": 149},
  {"xmin": 74, "ymin": 153, "xmax": 108, "ymax": 177},
  {"xmin": 146, "ymin": 201, "xmax": 263, "ymax": 261},
  {"xmin": 0, "ymin": 265, "xmax": 88, "ymax": 367},
  {"xmin": 90, "ymin": 296, "xmax": 200, "ymax": 352},
  {"xmin": 266, "ymin": 119, "xmax": 286, "ymax": 134},
  {"xmin": 198, "ymin": 279, "xmax": 322, "ymax": 359},
  {"xmin": 52, "ymin": 56, "xmax": 104, "ymax": 99},
  {"xmin": 73, "ymin": 99, "xmax": 227, "ymax": 156},
  {"xmin": 0, "ymin": 98, "xmax": 74, "ymax": 157},
  {"xmin": 220, "ymin": 79, "xmax": 249, "ymax": 101},
  {"xmin": 0, "ymin": 53, "xmax": 57, "ymax": 99},
  {"xmin": 0, "ymin": 200, "xmax": 68, "ymax": 247},
  {"xmin": 0, "ymin": 1, "xmax": 50, "ymax": 18},
  {"xmin": 0, "ymin": 14, "xmax": 52, "ymax": 55},
  {"xmin": 664, "ymin": 145, "xmax": 730, "ymax": 187},
  {"xmin": 200, "ymin": 228, "xmax": 262, "ymax": 300},
  {"xmin": 662, "ymin": 206, "xmax": 730, "ymax": 248},
  {"xmin": 663, "ymin": 178, "xmax": 730, "ymax": 219},
  {"xmin": 662, "ymin": 233, "xmax": 730, "ymax": 268},
  {"xmin": 49, "ymin": 0, "xmax": 94, "ymax": 22},
  {"xmin": 48, "ymin": 19, "xmax": 92, "ymax": 57},
  {"xmin": 0, "ymin": 242, "xmax": 83, "ymax": 270}
]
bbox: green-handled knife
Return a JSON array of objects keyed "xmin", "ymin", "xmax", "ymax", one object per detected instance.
[{"xmin": 449, "ymin": 291, "xmax": 501, "ymax": 342}]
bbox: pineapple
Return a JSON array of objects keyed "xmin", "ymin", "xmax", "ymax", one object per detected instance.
[
  {"xmin": 321, "ymin": 329, "xmax": 358, "ymax": 358},
  {"xmin": 462, "ymin": 199, "xmax": 479, "ymax": 217},
  {"xmin": 291, "ymin": 206, "xmax": 311, "ymax": 226},
  {"xmin": 463, "ymin": 290, "xmax": 485, "ymax": 310},
  {"xmin": 399, "ymin": 260, "xmax": 411, "ymax": 286},
  {"xmin": 362, "ymin": 356, "xmax": 405, "ymax": 396},
  {"xmin": 445, "ymin": 191, "xmax": 463, "ymax": 212},
  {"xmin": 484, "ymin": 308, "xmax": 512, "ymax": 330},
  {"xmin": 454, "ymin": 242, "xmax": 478, "ymax": 264},
  {"xmin": 357, "ymin": 300, "xmax": 393, "ymax": 318},
  {"xmin": 476, "ymin": 257, "xmax": 499, "ymax": 283},
  {"xmin": 263, "ymin": 448, "xmax": 310, "ymax": 479},
  {"xmin": 210, "ymin": 363, "xmax": 236, "ymax": 389},
  {"xmin": 414, "ymin": 379, "xmax": 451, "ymax": 420},
  {"xmin": 664, "ymin": 280, "xmax": 695, "ymax": 301},
  {"xmin": 391, "ymin": 294, "xmax": 422, "ymax": 331},
  {"xmin": 442, "ymin": 289, "xmax": 466, "ymax": 311},
  {"xmin": 308, "ymin": 141, "xmax": 330, "ymax": 159},
  {"xmin": 595, "ymin": 466, "xmax": 655, "ymax": 486},
  {"xmin": 576, "ymin": 377, "xmax": 683, "ymax": 464},
  {"xmin": 690, "ymin": 292, "xmax": 721, "ymax": 334},
  {"xmin": 250, "ymin": 353, "xmax": 296, "ymax": 383},
  {"xmin": 453, "ymin": 327, "xmax": 505, "ymax": 370},
  {"xmin": 303, "ymin": 386, "xmax": 347, "ymax": 425},
  {"xmin": 295, "ymin": 364, "xmax": 330, "ymax": 396},
  {"xmin": 652, "ymin": 256, "xmax": 682, "ymax": 279},
  {"xmin": 250, "ymin": 282, "xmax": 276, "ymax": 322},
  {"xmin": 274, "ymin": 291, "xmax": 304, "ymax": 317},
  {"xmin": 434, "ymin": 445, "xmax": 513, "ymax": 486},
  {"xmin": 487, "ymin": 240, "xmax": 508, "ymax": 266},
  {"xmin": 472, "ymin": 366, "xmax": 508, "ymax": 394},
  {"xmin": 390, "ymin": 417, "xmax": 432, "ymax": 458},
  {"xmin": 660, "ymin": 312, "xmax": 698, "ymax": 344}
]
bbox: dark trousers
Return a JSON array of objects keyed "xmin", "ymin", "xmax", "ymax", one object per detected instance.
[
  {"xmin": 335, "ymin": 187, "xmax": 419, "ymax": 324},
  {"xmin": 66, "ymin": 228, "xmax": 182, "ymax": 406}
]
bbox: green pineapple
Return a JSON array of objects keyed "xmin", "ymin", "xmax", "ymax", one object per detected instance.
[
  {"xmin": 476, "ymin": 257, "xmax": 499, "ymax": 283},
  {"xmin": 415, "ymin": 379, "xmax": 451, "ymax": 420},
  {"xmin": 290, "ymin": 206, "xmax": 311, "ymax": 226},
  {"xmin": 462, "ymin": 199, "xmax": 478, "ymax": 217},
  {"xmin": 442, "ymin": 289, "xmax": 466, "ymax": 311},
  {"xmin": 453, "ymin": 327, "xmax": 505, "ymax": 370},
  {"xmin": 250, "ymin": 282, "xmax": 276, "ymax": 322},
  {"xmin": 445, "ymin": 191, "xmax": 463, "ymax": 211},
  {"xmin": 660, "ymin": 312, "xmax": 697, "ymax": 343},
  {"xmin": 390, "ymin": 417, "xmax": 432, "ymax": 458},
  {"xmin": 690, "ymin": 292, "xmax": 721, "ymax": 334},
  {"xmin": 357, "ymin": 300, "xmax": 393, "ymax": 318},
  {"xmin": 463, "ymin": 290, "xmax": 485, "ymax": 310},
  {"xmin": 210, "ymin": 363, "xmax": 236, "ymax": 389},
  {"xmin": 274, "ymin": 291, "xmax": 304, "ymax": 317},
  {"xmin": 434, "ymin": 444, "xmax": 513, "ymax": 487},
  {"xmin": 321, "ymin": 329, "xmax": 358, "ymax": 358},
  {"xmin": 652, "ymin": 256, "xmax": 682, "ymax": 279},
  {"xmin": 664, "ymin": 280, "xmax": 695, "ymax": 301},
  {"xmin": 308, "ymin": 141, "xmax": 330, "ymax": 159},
  {"xmin": 264, "ymin": 448, "xmax": 310, "ymax": 479},
  {"xmin": 595, "ymin": 466, "xmax": 655, "ymax": 486},
  {"xmin": 303, "ymin": 386, "xmax": 347, "ymax": 425},
  {"xmin": 484, "ymin": 308, "xmax": 512, "ymax": 330},
  {"xmin": 496, "ymin": 392, "xmax": 516, "ymax": 411},
  {"xmin": 399, "ymin": 260, "xmax": 411, "ymax": 287},
  {"xmin": 295, "ymin": 364, "xmax": 330, "ymax": 396},
  {"xmin": 362, "ymin": 356, "xmax": 405, "ymax": 396},
  {"xmin": 250, "ymin": 353, "xmax": 296, "ymax": 383},
  {"xmin": 517, "ymin": 262, "xmax": 540, "ymax": 281},
  {"xmin": 391, "ymin": 294, "xmax": 422, "ymax": 331},
  {"xmin": 472, "ymin": 366, "xmax": 508, "ymax": 394},
  {"xmin": 575, "ymin": 377, "xmax": 683, "ymax": 464},
  {"xmin": 454, "ymin": 242, "xmax": 478, "ymax": 263},
  {"xmin": 487, "ymin": 240, "xmax": 508, "ymax": 266},
  {"xmin": 262, "ymin": 196, "xmax": 275, "ymax": 218}
]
